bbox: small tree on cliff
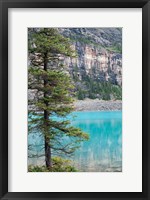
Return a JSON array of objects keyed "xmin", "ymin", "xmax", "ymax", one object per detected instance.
[{"xmin": 28, "ymin": 28, "xmax": 88, "ymax": 170}]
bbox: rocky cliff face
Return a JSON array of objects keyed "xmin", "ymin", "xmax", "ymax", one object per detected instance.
[
  {"xmin": 57, "ymin": 28, "xmax": 122, "ymax": 100},
  {"xmin": 28, "ymin": 28, "xmax": 122, "ymax": 100},
  {"xmin": 58, "ymin": 28, "xmax": 122, "ymax": 86}
]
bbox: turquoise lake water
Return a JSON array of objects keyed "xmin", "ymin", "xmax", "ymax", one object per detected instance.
[{"xmin": 28, "ymin": 111, "xmax": 122, "ymax": 172}]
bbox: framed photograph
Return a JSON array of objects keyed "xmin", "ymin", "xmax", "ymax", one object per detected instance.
[{"xmin": 0, "ymin": 0, "xmax": 150, "ymax": 199}]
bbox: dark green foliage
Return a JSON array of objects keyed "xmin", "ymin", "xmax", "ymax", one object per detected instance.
[
  {"xmin": 77, "ymin": 88, "xmax": 86, "ymax": 100},
  {"xmin": 106, "ymin": 43, "xmax": 122, "ymax": 53},
  {"xmin": 72, "ymin": 66, "xmax": 122, "ymax": 100},
  {"xmin": 28, "ymin": 28, "xmax": 75, "ymax": 57},
  {"xmin": 75, "ymin": 79, "xmax": 122, "ymax": 100},
  {"xmin": 28, "ymin": 28, "xmax": 89, "ymax": 170},
  {"xmin": 28, "ymin": 157, "xmax": 77, "ymax": 172}
]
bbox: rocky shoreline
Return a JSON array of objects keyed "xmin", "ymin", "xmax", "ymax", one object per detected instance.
[{"xmin": 73, "ymin": 99, "xmax": 122, "ymax": 111}]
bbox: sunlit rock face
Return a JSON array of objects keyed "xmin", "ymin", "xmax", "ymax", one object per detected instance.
[
  {"xmin": 28, "ymin": 28, "xmax": 122, "ymax": 101},
  {"xmin": 58, "ymin": 28, "xmax": 122, "ymax": 86}
]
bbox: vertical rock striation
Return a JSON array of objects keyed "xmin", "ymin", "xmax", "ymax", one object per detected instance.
[{"xmin": 58, "ymin": 28, "xmax": 122, "ymax": 100}]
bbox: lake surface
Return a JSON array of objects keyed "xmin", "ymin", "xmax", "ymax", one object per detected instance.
[
  {"xmin": 28, "ymin": 111, "xmax": 122, "ymax": 172},
  {"xmin": 70, "ymin": 111, "xmax": 122, "ymax": 172}
]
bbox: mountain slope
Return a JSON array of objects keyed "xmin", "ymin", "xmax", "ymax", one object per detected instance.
[{"xmin": 58, "ymin": 28, "xmax": 122, "ymax": 100}]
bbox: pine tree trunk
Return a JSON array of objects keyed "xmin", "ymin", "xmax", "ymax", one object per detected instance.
[
  {"xmin": 44, "ymin": 110, "xmax": 52, "ymax": 169},
  {"xmin": 44, "ymin": 53, "xmax": 52, "ymax": 169}
]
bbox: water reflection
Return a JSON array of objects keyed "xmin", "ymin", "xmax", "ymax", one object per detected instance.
[
  {"xmin": 28, "ymin": 111, "xmax": 122, "ymax": 172},
  {"xmin": 71, "ymin": 111, "xmax": 122, "ymax": 172}
]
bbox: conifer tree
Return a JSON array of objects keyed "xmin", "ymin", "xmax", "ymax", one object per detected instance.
[{"xmin": 28, "ymin": 28, "xmax": 88, "ymax": 170}]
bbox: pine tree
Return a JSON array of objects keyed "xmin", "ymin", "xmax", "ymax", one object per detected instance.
[{"xmin": 28, "ymin": 28, "xmax": 89, "ymax": 170}]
